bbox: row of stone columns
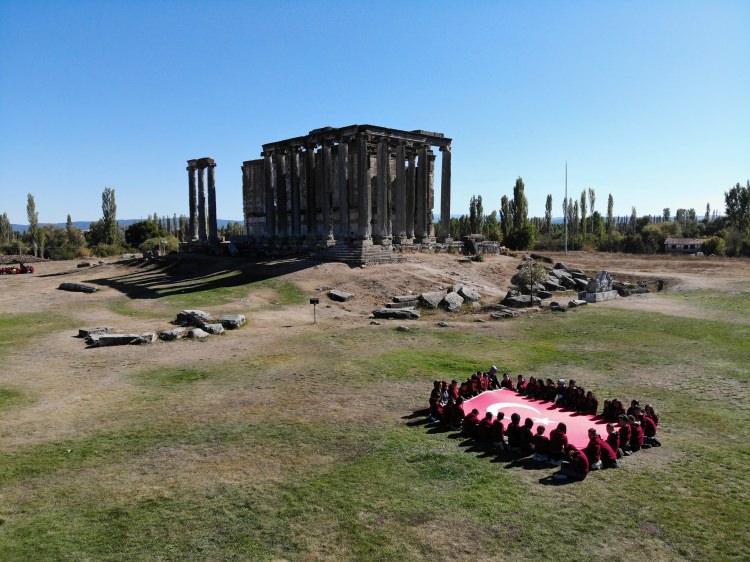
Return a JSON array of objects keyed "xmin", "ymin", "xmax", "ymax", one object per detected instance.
[
  {"xmin": 186, "ymin": 158, "xmax": 218, "ymax": 243},
  {"xmin": 242, "ymin": 133, "xmax": 451, "ymax": 246}
]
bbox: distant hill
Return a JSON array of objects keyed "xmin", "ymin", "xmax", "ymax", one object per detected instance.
[{"xmin": 10, "ymin": 219, "xmax": 242, "ymax": 232}]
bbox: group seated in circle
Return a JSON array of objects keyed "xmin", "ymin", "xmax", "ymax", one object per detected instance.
[{"xmin": 427, "ymin": 365, "xmax": 662, "ymax": 481}]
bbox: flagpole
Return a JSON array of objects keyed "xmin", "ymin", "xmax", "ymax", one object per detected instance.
[{"xmin": 564, "ymin": 161, "xmax": 568, "ymax": 255}]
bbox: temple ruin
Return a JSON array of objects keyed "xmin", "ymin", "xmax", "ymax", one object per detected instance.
[
  {"xmin": 186, "ymin": 157, "xmax": 218, "ymax": 244},
  {"xmin": 186, "ymin": 125, "xmax": 452, "ymax": 263}
]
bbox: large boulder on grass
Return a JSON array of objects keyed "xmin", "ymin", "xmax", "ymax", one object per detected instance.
[
  {"xmin": 328, "ymin": 289, "xmax": 353, "ymax": 302},
  {"xmin": 219, "ymin": 314, "xmax": 246, "ymax": 329},
  {"xmin": 442, "ymin": 291, "xmax": 464, "ymax": 312},
  {"xmin": 159, "ymin": 327, "xmax": 188, "ymax": 341},
  {"xmin": 202, "ymin": 323, "xmax": 225, "ymax": 335},
  {"xmin": 189, "ymin": 328, "xmax": 210, "ymax": 340},
  {"xmin": 176, "ymin": 310, "xmax": 214, "ymax": 327},
  {"xmin": 458, "ymin": 286, "xmax": 481, "ymax": 302},
  {"xmin": 58, "ymin": 282, "xmax": 98, "ymax": 294},
  {"xmin": 419, "ymin": 291, "xmax": 446, "ymax": 309},
  {"xmin": 372, "ymin": 307, "xmax": 420, "ymax": 320}
]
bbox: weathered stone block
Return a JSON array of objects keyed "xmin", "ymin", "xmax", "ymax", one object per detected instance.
[
  {"xmin": 419, "ymin": 291, "xmax": 446, "ymax": 309},
  {"xmin": 78, "ymin": 327, "xmax": 112, "ymax": 338},
  {"xmin": 385, "ymin": 300, "xmax": 419, "ymax": 309},
  {"xmin": 392, "ymin": 295, "xmax": 418, "ymax": 303},
  {"xmin": 442, "ymin": 291, "xmax": 464, "ymax": 312},
  {"xmin": 58, "ymin": 282, "xmax": 98, "ymax": 293},
  {"xmin": 189, "ymin": 327, "xmax": 210, "ymax": 340},
  {"xmin": 176, "ymin": 310, "xmax": 214, "ymax": 327},
  {"xmin": 328, "ymin": 289, "xmax": 353, "ymax": 302},
  {"xmin": 458, "ymin": 286, "xmax": 481, "ymax": 302},
  {"xmin": 219, "ymin": 314, "xmax": 246, "ymax": 329},
  {"xmin": 159, "ymin": 327, "xmax": 188, "ymax": 341},
  {"xmin": 568, "ymin": 299, "xmax": 588, "ymax": 308},
  {"xmin": 372, "ymin": 307, "xmax": 420, "ymax": 320},
  {"xmin": 203, "ymin": 323, "xmax": 225, "ymax": 335}
]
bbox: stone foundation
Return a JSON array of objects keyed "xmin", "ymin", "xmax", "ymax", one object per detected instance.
[{"xmin": 579, "ymin": 290, "xmax": 618, "ymax": 303}]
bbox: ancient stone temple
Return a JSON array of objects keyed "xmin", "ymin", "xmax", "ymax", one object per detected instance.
[
  {"xmin": 186, "ymin": 157, "xmax": 218, "ymax": 244},
  {"xmin": 240, "ymin": 125, "xmax": 451, "ymax": 261}
]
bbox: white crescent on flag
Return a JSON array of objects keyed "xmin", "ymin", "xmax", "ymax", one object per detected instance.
[{"xmin": 486, "ymin": 402, "xmax": 541, "ymax": 417}]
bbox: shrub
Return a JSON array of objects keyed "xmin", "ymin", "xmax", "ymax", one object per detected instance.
[{"xmin": 701, "ymin": 236, "xmax": 726, "ymax": 256}]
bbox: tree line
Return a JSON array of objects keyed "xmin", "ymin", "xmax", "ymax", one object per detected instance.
[
  {"xmin": 446, "ymin": 179, "xmax": 750, "ymax": 256},
  {"xmin": 0, "ymin": 187, "xmax": 245, "ymax": 259}
]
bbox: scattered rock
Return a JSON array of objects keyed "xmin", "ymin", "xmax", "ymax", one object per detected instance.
[
  {"xmin": 189, "ymin": 328, "xmax": 210, "ymax": 340},
  {"xmin": 385, "ymin": 300, "xmax": 419, "ymax": 309},
  {"xmin": 490, "ymin": 310, "xmax": 515, "ymax": 320},
  {"xmin": 392, "ymin": 295, "xmax": 418, "ymax": 303},
  {"xmin": 175, "ymin": 310, "xmax": 214, "ymax": 327},
  {"xmin": 442, "ymin": 291, "xmax": 464, "ymax": 312},
  {"xmin": 568, "ymin": 299, "xmax": 588, "ymax": 308},
  {"xmin": 372, "ymin": 307, "xmax": 420, "ymax": 320},
  {"xmin": 501, "ymin": 294, "xmax": 542, "ymax": 308},
  {"xmin": 93, "ymin": 333, "xmax": 154, "ymax": 347},
  {"xmin": 550, "ymin": 301, "xmax": 567, "ymax": 312},
  {"xmin": 58, "ymin": 282, "xmax": 98, "ymax": 293},
  {"xmin": 219, "ymin": 314, "xmax": 246, "ymax": 329},
  {"xmin": 328, "ymin": 289, "xmax": 353, "ymax": 302},
  {"xmin": 543, "ymin": 278, "xmax": 565, "ymax": 292},
  {"xmin": 77, "ymin": 327, "xmax": 112, "ymax": 338},
  {"xmin": 76, "ymin": 262, "xmax": 92, "ymax": 268},
  {"xmin": 159, "ymin": 327, "xmax": 188, "ymax": 341},
  {"xmin": 396, "ymin": 325, "xmax": 411, "ymax": 332},
  {"xmin": 458, "ymin": 286, "xmax": 481, "ymax": 302},
  {"xmin": 452, "ymin": 283, "xmax": 465, "ymax": 294},
  {"xmin": 369, "ymin": 320, "xmax": 381, "ymax": 325},
  {"xmin": 474, "ymin": 318, "xmax": 486, "ymax": 323},
  {"xmin": 420, "ymin": 291, "xmax": 447, "ymax": 309},
  {"xmin": 202, "ymin": 323, "xmax": 225, "ymax": 335},
  {"xmin": 574, "ymin": 278, "xmax": 589, "ymax": 291},
  {"xmin": 437, "ymin": 321, "xmax": 449, "ymax": 327},
  {"xmin": 554, "ymin": 262, "xmax": 570, "ymax": 271},
  {"xmin": 534, "ymin": 289, "xmax": 553, "ymax": 300}
]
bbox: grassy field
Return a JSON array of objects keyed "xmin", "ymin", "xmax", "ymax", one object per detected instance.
[{"xmin": 1, "ymin": 280, "xmax": 748, "ymax": 560}]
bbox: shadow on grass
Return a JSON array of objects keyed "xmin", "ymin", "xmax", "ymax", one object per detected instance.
[{"xmin": 85, "ymin": 256, "xmax": 318, "ymax": 300}]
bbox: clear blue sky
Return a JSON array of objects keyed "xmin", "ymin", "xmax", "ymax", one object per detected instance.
[{"xmin": 1, "ymin": 1, "xmax": 748, "ymax": 224}]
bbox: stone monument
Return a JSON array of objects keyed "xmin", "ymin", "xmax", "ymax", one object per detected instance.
[{"xmin": 580, "ymin": 271, "xmax": 618, "ymax": 303}]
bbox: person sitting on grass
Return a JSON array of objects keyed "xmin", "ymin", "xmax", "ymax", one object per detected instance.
[
  {"xmin": 448, "ymin": 380, "xmax": 460, "ymax": 401},
  {"xmin": 598, "ymin": 432, "xmax": 619, "ymax": 468},
  {"xmin": 429, "ymin": 381, "xmax": 443, "ymax": 422},
  {"xmin": 491, "ymin": 412, "xmax": 507, "ymax": 452},
  {"xmin": 583, "ymin": 428, "xmax": 603, "ymax": 470},
  {"xmin": 544, "ymin": 379, "xmax": 557, "ymax": 402},
  {"xmin": 644, "ymin": 403, "xmax": 660, "ymax": 426},
  {"xmin": 470, "ymin": 374, "xmax": 481, "ymax": 396},
  {"xmin": 584, "ymin": 391, "xmax": 599, "ymax": 416},
  {"xmin": 618, "ymin": 415, "xmax": 633, "ymax": 454},
  {"xmin": 477, "ymin": 412, "xmax": 495, "ymax": 444},
  {"xmin": 519, "ymin": 417, "xmax": 535, "ymax": 455},
  {"xmin": 606, "ymin": 423, "xmax": 623, "ymax": 458},
  {"xmin": 462, "ymin": 408, "xmax": 480, "ymax": 438},
  {"xmin": 523, "ymin": 376, "xmax": 537, "ymax": 397},
  {"xmin": 500, "ymin": 373, "xmax": 515, "ymax": 390},
  {"xmin": 556, "ymin": 444, "xmax": 589, "ymax": 481},
  {"xmin": 516, "ymin": 375, "xmax": 527, "ymax": 393},
  {"xmin": 548, "ymin": 422, "xmax": 569, "ymax": 464},
  {"xmin": 440, "ymin": 381, "xmax": 450, "ymax": 403},
  {"xmin": 479, "ymin": 371, "xmax": 490, "ymax": 392},
  {"xmin": 554, "ymin": 379, "xmax": 567, "ymax": 405},
  {"xmin": 627, "ymin": 399, "xmax": 641, "ymax": 417},
  {"xmin": 628, "ymin": 415, "xmax": 644, "ymax": 452},
  {"xmin": 505, "ymin": 413, "xmax": 522, "ymax": 451},
  {"xmin": 459, "ymin": 380, "xmax": 471, "ymax": 399},
  {"xmin": 532, "ymin": 426, "xmax": 549, "ymax": 462},
  {"xmin": 638, "ymin": 410, "xmax": 661, "ymax": 447}
]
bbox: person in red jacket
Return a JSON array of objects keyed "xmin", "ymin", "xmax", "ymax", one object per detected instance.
[
  {"xmin": 618, "ymin": 415, "xmax": 632, "ymax": 454},
  {"xmin": 448, "ymin": 380, "xmax": 460, "ymax": 401},
  {"xmin": 532, "ymin": 426, "xmax": 549, "ymax": 462},
  {"xmin": 583, "ymin": 428, "xmax": 603, "ymax": 470},
  {"xmin": 584, "ymin": 391, "xmax": 599, "ymax": 416},
  {"xmin": 515, "ymin": 375, "xmax": 527, "ymax": 393},
  {"xmin": 644, "ymin": 404, "xmax": 660, "ymax": 426},
  {"xmin": 639, "ymin": 412, "xmax": 661, "ymax": 447},
  {"xmin": 500, "ymin": 373, "xmax": 515, "ymax": 390},
  {"xmin": 598, "ymin": 434, "xmax": 619, "ymax": 468},
  {"xmin": 491, "ymin": 412, "xmax": 507, "ymax": 451},
  {"xmin": 477, "ymin": 412, "xmax": 495, "ymax": 444},
  {"xmin": 506, "ymin": 413, "xmax": 522, "ymax": 450},
  {"xmin": 462, "ymin": 408, "xmax": 480, "ymax": 438},
  {"xmin": 558, "ymin": 444, "xmax": 589, "ymax": 481},
  {"xmin": 629, "ymin": 415, "xmax": 644, "ymax": 452},
  {"xmin": 519, "ymin": 418, "xmax": 534, "ymax": 454},
  {"xmin": 548, "ymin": 422, "xmax": 568, "ymax": 464},
  {"xmin": 429, "ymin": 381, "xmax": 443, "ymax": 422},
  {"xmin": 605, "ymin": 423, "xmax": 623, "ymax": 458}
]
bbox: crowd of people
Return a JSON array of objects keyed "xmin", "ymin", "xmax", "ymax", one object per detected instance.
[{"xmin": 427, "ymin": 366, "xmax": 662, "ymax": 482}]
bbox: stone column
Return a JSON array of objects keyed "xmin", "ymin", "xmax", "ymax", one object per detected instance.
[
  {"xmin": 197, "ymin": 165, "xmax": 207, "ymax": 242},
  {"xmin": 394, "ymin": 144, "xmax": 406, "ymax": 242},
  {"xmin": 357, "ymin": 134, "xmax": 372, "ymax": 243},
  {"xmin": 305, "ymin": 146, "xmax": 316, "ymax": 238},
  {"xmin": 290, "ymin": 148, "xmax": 301, "ymax": 239},
  {"xmin": 427, "ymin": 150, "xmax": 436, "ymax": 240},
  {"xmin": 414, "ymin": 146, "xmax": 426, "ymax": 241},
  {"xmin": 375, "ymin": 138, "xmax": 391, "ymax": 245},
  {"xmin": 274, "ymin": 151, "xmax": 288, "ymax": 237},
  {"xmin": 263, "ymin": 151, "xmax": 275, "ymax": 238},
  {"xmin": 439, "ymin": 145, "xmax": 452, "ymax": 241},
  {"xmin": 336, "ymin": 141, "xmax": 350, "ymax": 240},
  {"xmin": 187, "ymin": 161, "xmax": 198, "ymax": 241},
  {"xmin": 207, "ymin": 163, "xmax": 218, "ymax": 243},
  {"xmin": 241, "ymin": 163, "xmax": 250, "ymax": 237},
  {"xmin": 405, "ymin": 149, "xmax": 416, "ymax": 242},
  {"xmin": 321, "ymin": 141, "xmax": 333, "ymax": 242}
]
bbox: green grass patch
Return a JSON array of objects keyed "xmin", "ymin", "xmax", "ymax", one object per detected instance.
[
  {"xmin": 0, "ymin": 312, "xmax": 74, "ymax": 360},
  {"xmin": 668, "ymin": 288, "xmax": 750, "ymax": 317},
  {"xmin": 132, "ymin": 366, "xmax": 211, "ymax": 388},
  {"xmin": 0, "ymin": 387, "xmax": 25, "ymax": 412}
]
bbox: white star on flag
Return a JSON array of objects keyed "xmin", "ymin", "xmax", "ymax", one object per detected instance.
[{"xmin": 533, "ymin": 417, "xmax": 554, "ymax": 425}]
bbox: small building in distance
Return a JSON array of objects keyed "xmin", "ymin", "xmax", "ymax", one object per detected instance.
[{"xmin": 664, "ymin": 237, "xmax": 707, "ymax": 254}]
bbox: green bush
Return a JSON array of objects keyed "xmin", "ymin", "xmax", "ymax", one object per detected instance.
[
  {"xmin": 140, "ymin": 235, "xmax": 179, "ymax": 255},
  {"xmin": 92, "ymin": 243, "xmax": 129, "ymax": 257},
  {"xmin": 701, "ymin": 236, "xmax": 726, "ymax": 256}
]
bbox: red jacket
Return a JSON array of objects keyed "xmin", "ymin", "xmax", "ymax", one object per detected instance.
[
  {"xmin": 583, "ymin": 439, "xmax": 601, "ymax": 464},
  {"xmin": 619, "ymin": 424, "xmax": 631, "ymax": 447},
  {"xmin": 641, "ymin": 415, "xmax": 657, "ymax": 438},
  {"xmin": 491, "ymin": 419, "xmax": 505, "ymax": 441},
  {"xmin": 598, "ymin": 437, "xmax": 617, "ymax": 463},
  {"xmin": 605, "ymin": 431, "xmax": 619, "ymax": 451},
  {"xmin": 570, "ymin": 449, "xmax": 589, "ymax": 479},
  {"xmin": 462, "ymin": 413, "xmax": 480, "ymax": 436},
  {"xmin": 630, "ymin": 423, "xmax": 645, "ymax": 448},
  {"xmin": 549, "ymin": 429, "xmax": 568, "ymax": 457},
  {"xmin": 532, "ymin": 434, "xmax": 549, "ymax": 455}
]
